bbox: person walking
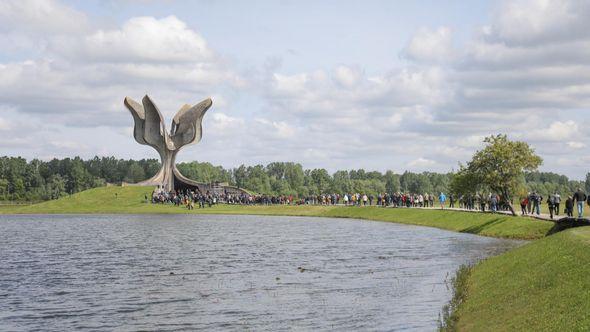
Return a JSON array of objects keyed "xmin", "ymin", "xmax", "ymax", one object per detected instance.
[
  {"xmin": 520, "ymin": 196, "xmax": 528, "ymax": 216},
  {"xmin": 490, "ymin": 194, "xmax": 498, "ymax": 212},
  {"xmin": 531, "ymin": 192, "xmax": 541, "ymax": 215},
  {"xmin": 565, "ymin": 196, "xmax": 574, "ymax": 217},
  {"xmin": 438, "ymin": 192, "xmax": 446, "ymax": 209},
  {"xmin": 526, "ymin": 192, "xmax": 532, "ymax": 214},
  {"xmin": 554, "ymin": 192, "xmax": 561, "ymax": 215},
  {"xmin": 547, "ymin": 194, "xmax": 555, "ymax": 219},
  {"xmin": 573, "ymin": 188, "xmax": 587, "ymax": 218}
]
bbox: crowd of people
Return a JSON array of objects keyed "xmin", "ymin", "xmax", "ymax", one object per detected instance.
[
  {"xmin": 150, "ymin": 188, "xmax": 452, "ymax": 210},
  {"xmin": 517, "ymin": 188, "xmax": 589, "ymax": 219},
  {"xmin": 150, "ymin": 186, "xmax": 590, "ymax": 219}
]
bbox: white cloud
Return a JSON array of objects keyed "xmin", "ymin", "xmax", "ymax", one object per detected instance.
[
  {"xmin": 487, "ymin": 0, "xmax": 590, "ymax": 46},
  {"xmin": 254, "ymin": 118, "xmax": 296, "ymax": 138},
  {"xmin": 407, "ymin": 157, "xmax": 436, "ymax": 168},
  {"xmin": 209, "ymin": 113, "xmax": 244, "ymax": 132},
  {"xmin": 55, "ymin": 16, "xmax": 213, "ymax": 63},
  {"xmin": 333, "ymin": 65, "xmax": 362, "ymax": 88},
  {"xmin": 404, "ymin": 26, "xmax": 454, "ymax": 63},
  {"xmin": 49, "ymin": 140, "xmax": 88, "ymax": 150},
  {"xmin": 526, "ymin": 120, "xmax": 578, "ymax": 141},
  {"xmin": 0, "ymin": 117, "xmax": 10, "ymax": 130},
  {"xmin": 567, "ymin": 141, "xmax": 586, "ymax": 149},
  {"xmin": 0, "ymin": 0, "xmax": 88, "ymax": 35}
]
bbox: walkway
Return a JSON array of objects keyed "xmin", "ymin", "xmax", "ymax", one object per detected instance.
[{"xmin": 412, "ymin": 206, "xmax": 590, "ymax": 223}]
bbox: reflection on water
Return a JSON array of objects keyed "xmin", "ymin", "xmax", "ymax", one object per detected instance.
[{"xmin": 0, "ymin": 214, "xmax": 522, "ymax": 331}]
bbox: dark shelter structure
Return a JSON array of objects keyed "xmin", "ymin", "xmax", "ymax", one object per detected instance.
[{"xmin": 123, "ymin": 95, "xmax": 249, "ymax": 195}]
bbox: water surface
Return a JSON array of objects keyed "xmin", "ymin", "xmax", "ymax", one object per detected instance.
[{"xmin": 0, "ymin": 214, "xmax": 522, "ymax": 331}]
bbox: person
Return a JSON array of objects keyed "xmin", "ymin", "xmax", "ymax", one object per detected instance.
[
  {"xmin": 438, "ymin": 192, "xmax": 446, "ymax": 209},
  {"xmin": 478, "ymin": 193, "xmax": 486, "ymax": 212},
  {"xmin": 554, "ymin": 192, "xmax": 561, "ymax": 216},
  {"xmin": 547, "ymin": 194, "xmax": 555, "ymax": 219},
  {"xmin": 526, "ymin": 192, "xmax": 532, "ymax": 214},
  {"xmin": 449, "ymin": 194, "xmax": 455, "ymax": 208},
  {"xmin": 573, "ymin": 188, "xmax": 587, "ymax": 218},
  {"xmin": 490, "ymin": 194, "xmax": 498, "ymax": 212},
  {"xmin": 520, "ymin": 196, "xmax": 528, "ymax": 216},
  {"xmin": 531, "ymin": 192, "xmax": 541, "ymax": 215},
  {"xmin": 565, "ymin": 196, "xmax": 574, "ymax": 217}
]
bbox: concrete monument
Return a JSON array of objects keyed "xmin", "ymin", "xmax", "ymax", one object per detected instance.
[{"xmin": 124, "ymin": 95, "xmax": 245, "ymax": 195}]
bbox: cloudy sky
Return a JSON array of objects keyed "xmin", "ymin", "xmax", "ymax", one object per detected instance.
[{"xmin": 1, "ymin": 0, "xmax": 589, "ymax": 179}]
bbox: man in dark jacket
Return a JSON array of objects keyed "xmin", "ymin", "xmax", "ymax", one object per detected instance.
[
  {"xmin": 573, "ymin": 188, "xmax": 587, "ymax": 218},
  {"xmin": 565, "ymin": 196, "xmax": 574, "ymax": 217},
  {"xmin": 547, "ymin": 195, "xmax": 556, "ymax": 219},
  {"xmin": 530, "ymin": 192, "xmax": 541, "ymax": 215}
]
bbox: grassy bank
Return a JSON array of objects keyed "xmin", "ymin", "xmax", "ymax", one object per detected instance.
[
  {"xmin": 0, "ymin": 186, "xmax": 553, "ymax": 239},
  {"xmin": 448, "ymin": 226, "xmax": 590, "ymax": 331}
]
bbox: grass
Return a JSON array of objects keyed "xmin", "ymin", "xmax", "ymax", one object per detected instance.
[
  {"xmin": 439, "ymin": 264, "xmax": 471, "ymax": 331},
  {"xmin": 451, "ymin": 226, "xmax": 590, "ymax": 331},
  {"xmin": 0, "ymin": 186, "xmax": 554, "ymax": 240}
]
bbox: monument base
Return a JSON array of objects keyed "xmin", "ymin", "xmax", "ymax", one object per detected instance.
[{"xmin": 126, "ymin": 166, "xmax": 248, "ymax": 196}]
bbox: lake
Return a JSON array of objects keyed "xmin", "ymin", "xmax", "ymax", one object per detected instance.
[{"xmin": 0, "ymin": 214, "xmax": 522, "ymax": 331}]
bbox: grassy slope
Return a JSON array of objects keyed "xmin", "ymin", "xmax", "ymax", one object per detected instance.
[
  {"xmin": 0, "ymin": 186, "xmax": 553, "ymax": 239},
  {"xmin": 457, "ymin": 226, "xmax": 590, "ymax": 331}
]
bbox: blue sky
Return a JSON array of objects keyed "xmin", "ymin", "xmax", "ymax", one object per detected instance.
[
  {"xmin": 1, "ymin": 0, "xmax": 590, "ymax": 179},
  {"xmin": 63, "ymin": 0, "xmax": 491, "ymax": 73}
]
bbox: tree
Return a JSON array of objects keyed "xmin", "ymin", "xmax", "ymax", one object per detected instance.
[
  {"xmin": 0, "ymin": 178, "xmax": 8, "ymax": 200},
  {"xmin": 310, "ymin": 168, "xmax": 331, "ymax": 193},
  {"xmin": 460, "ymin": 134, "xmax": 542, "ymax": 216},
  {"xmin": 47, "ymin": 174, "xmax": 66, "ymax": 199},
  {"xmin": 125, "ymin": 163, "xmax": 146, "ymax": 183},
  {"xmin": 283, "ymin": 163, "xmax": 304, "ymax": 192},
  {"xmin": 449, "ymin": 166, "xmax": 480, "ymax": 196},
  {"xmin": 384, "ymin": 171, "xmax": 400, "ymax": 193},
  {"xmin": 332, "ymin": 170, "xmax": 352, "ymax": 193}
]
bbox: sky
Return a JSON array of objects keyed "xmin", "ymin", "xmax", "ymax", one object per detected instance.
[{"xmin": 1, "ymin": 0, "xmax": 590, "ymax": 179}]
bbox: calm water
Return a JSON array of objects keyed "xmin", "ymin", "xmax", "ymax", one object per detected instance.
[{"xmin": 0, "ymin": 214, "xmax": 522, "ymax": 331}]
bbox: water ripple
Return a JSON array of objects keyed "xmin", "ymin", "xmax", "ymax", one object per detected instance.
[{"xmin": 0, "ymin": 214, "xmax": 522, "ymax": 331}]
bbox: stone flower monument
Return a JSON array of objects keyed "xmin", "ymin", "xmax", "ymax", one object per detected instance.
[{"xmin": 124, "ymin": 95, "xmax": 245, "ymax": 194}]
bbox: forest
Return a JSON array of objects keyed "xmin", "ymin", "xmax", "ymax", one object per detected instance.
[{"xmin": 0, "ymin": 156, "xmax": 588, "ymax": 202}]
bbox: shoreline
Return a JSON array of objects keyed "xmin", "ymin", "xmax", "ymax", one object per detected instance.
[
  {"xmin": 0, "ymin": 186, "xmax": 555, "ymax": 240},
  {"xmin": 2, "ymin": 186, "xmax": 590, "ymax": 329}
]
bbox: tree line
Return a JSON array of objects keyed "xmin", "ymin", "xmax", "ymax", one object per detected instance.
[{"xmin": 1, "ymin": 154, "xmax": 588, "ymax": 202}]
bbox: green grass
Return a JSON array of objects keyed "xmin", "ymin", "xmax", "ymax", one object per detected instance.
[
  {"xmin": 0, "ymin": 186, "xmax": 553, "ymax": 240},
  {"xmin": 453, "ymin": 226, "xmax": 590, "ymax": 331}
]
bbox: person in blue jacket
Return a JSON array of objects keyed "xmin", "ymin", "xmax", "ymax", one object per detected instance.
[{"xmin": 439, "ymin": 192, "xmax": 446, "ymax": 209}]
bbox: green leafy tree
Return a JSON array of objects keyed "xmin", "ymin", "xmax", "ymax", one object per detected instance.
[
  {"xmin": 47, "ymin": 174, "xmax": 66, "ymax": 199},
  {"xmin": 384, "ymin": 171, "xmax": 400, "ymax": 193},
  {"xmin": 460, "ymin": 134, "xmax": 542, "ymax": 216},
  {"xmin": 310, "ymin": 168, "xmax": 331, "ymax": 193},
  {"xmin": 0, "ymin": 178, "xmax": 8, "ymax": 200},
  {"xmin": 125, "ymin": 163, "xmax": 146, "ymax": 183}
]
